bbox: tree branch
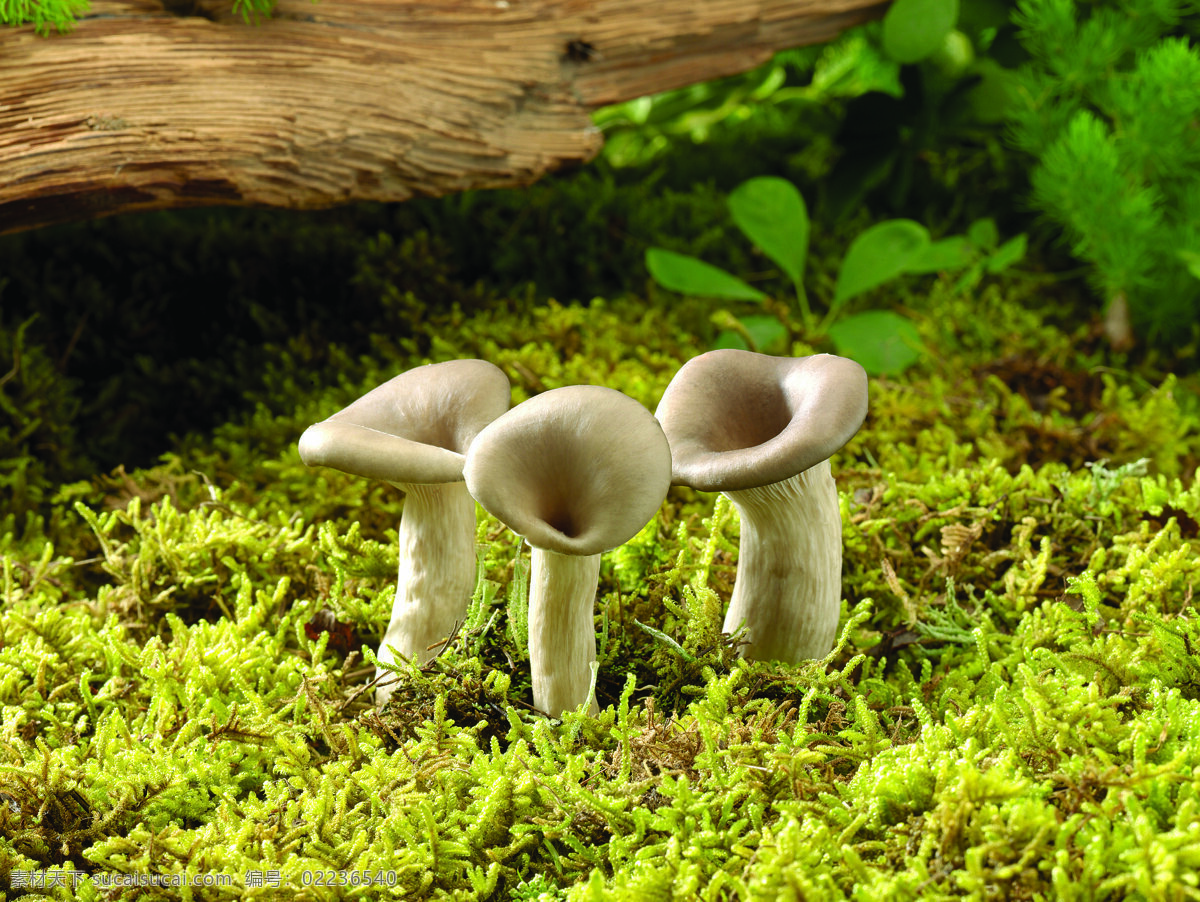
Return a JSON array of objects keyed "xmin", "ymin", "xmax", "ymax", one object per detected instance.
[{"xmin": 0, "ymin": 0, "xmax": 885, "ymax": 233}]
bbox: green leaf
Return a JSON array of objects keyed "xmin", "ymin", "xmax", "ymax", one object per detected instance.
[
  {"xmin": 712, "ymin": 330, "xmax": 750, "ymax": 351},
  {"xmin": 962, "ymin": 58, "xmax": 1016, "ymax": 125},
  {"xmin": 986, "ymin": 234, "xmax": 1028, "ymax": 273},
  {"xmin": 740, "ymin": 315, "xmax": 790, "ymax": 354},
  {"xmin": 712, "ymin": 315, "xmax": 790, "ymax": 355},
  {"xmin": 927, "ymin": 29, "xmax": 975, "ymax": 78},
  {"xmin": 834, "ymin": 220, "xmax": 931, "ymax": 306},
  {"xmin": 967, "ymin": 218, "xmax": 999, "ymax": 251},
  {"xmin": 882, "ymin": 0, "xmax": 960, "ymax": 64},
  {"xmin": 905, "ymin": 236, "xmax": 975, "ymax": 274},
  {"xmin": 828, "ymin": 310, "xmax": 923, "ymax": 376},
  {"xmin": 645, "ymin": 248, "xmax": 766, "ymax": 301},
  {"xmin": 634, "ymin": 620, "xmax": 697, "ymax": 662},
  {"xmin": 727, "ymin": 177, "xmax": 809, "ymax": 287}
]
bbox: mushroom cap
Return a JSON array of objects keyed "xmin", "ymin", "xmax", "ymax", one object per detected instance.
[
  {"xmin": 463, "ymin": 385, "xmax": 672, "ymax": 556},
  {"xmin": 655, "ymin": 350, "xmax": 868, "ymax": 492},
  {"xmin": 298, "ymin": 359, "xmax": 511, "ymax": 485}
]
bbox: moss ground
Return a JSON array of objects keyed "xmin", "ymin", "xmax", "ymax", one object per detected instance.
[{"xmin": 3, "ymin": 186, "xmax": 1200, "ymax": 900}]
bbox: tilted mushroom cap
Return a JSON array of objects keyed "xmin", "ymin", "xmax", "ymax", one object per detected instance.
[
  {"xmin": 298, "ymin": 359, "xmax": 511, "ymax": 485},
  {"xmin": 463, "ymin": 385, "xmax": 672, "ymax": 557},
  {"xmin": 655, "ymin": 351, "xmax": 868, "ymax": 493}
]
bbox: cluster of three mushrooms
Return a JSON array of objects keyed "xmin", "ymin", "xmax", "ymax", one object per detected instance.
[
  {"xmin": 298, "ymin": 360, "xmax": 671, "ymax": 714},
  {"xmin": 299, "ymin": 351, "xmax": 867, "ymax": 715}
]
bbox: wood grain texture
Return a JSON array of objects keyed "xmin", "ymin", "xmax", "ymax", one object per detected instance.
[{"xmin": 0, "ymin": 0, "xmax": 885, "ymax": 232}]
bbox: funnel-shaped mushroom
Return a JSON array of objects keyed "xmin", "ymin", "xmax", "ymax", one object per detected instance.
[
  {"xmin": 298, "ymin": 359, "xmax": 510, "ymax": 705},
  {"xmin": 655, "ymin": 351, "xmax": 868, "ymax": 663},
  {"xmin": 464, "ymin": 385, "xmax": 672, "ymax": 717}
]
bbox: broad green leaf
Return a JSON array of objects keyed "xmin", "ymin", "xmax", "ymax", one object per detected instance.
[
  {"xmin": 967, "ymin": 217, "xmax": 999, "ymax": 250},
  {"xmin": 882, "ymin": 0, "xmax": 959, "ymax": 64},
  {"xmin": 928, "ymin": 29, "xmax": 975, "ymax": 78},
  {"xmin": 834, "ymin": 220, "xmax": 931, "ymax": 306},
  {"xmin": 986, "ymin": 234, "xmax": 1028, "ymax": 273},
  {"xmin": 713, "ymin": 330, "xmax": 749, "ymax": 351},
  {"xmin": 602, "ymin": 131, "xmax": 660, "ymax": 168},
  {"xmin": 905, "ymin": 236, "xmax": 975, "ymax": 274},
  {"xmin": 963, "ymin": 58, "xmax": 1017, "ymax": 125},
  {"xmin": 739, "ymin": 315, "xmax": 790, "ymax": 355},
  {"xmin": 712, "ymin": 315, "xmax": 790, "ymax": 355},
  {"xmin": 645, "ymin": 248, "xmax": 766, "ymax": 301},
  {"xmin": 728, "ymin": 177, "xmax": 809, "ymax": 287},
  {"xmin": 828, "ymin": 310, "xmax": 923, "ymax": 376}
]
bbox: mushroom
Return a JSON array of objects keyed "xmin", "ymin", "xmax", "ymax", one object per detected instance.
[
  {"xmin": 298, "ymin": 359, "xmax": 510, "ymax": 705},
  {"xmin": 463, "ymin": 385, "xmax": 672, "ymax": 717},
  {"xmin": 654, "ymin": 350, "xmax": 868, "ymax": 663}
]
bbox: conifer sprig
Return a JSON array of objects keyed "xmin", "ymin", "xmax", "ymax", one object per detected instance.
[
  {"xmin": 0, "ymin": 0, "xmax": 88, "ymax": 33},
  {"xmin": 1011, "ymin": 0, "xmax": 1200, "ymax": 346}
]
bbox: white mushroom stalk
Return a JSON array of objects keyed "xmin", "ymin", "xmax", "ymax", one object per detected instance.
[
  {"xmin": 527, "ymin": 547, "xmax": 602, "ymax": 717},
  {"xmin": 464, "ymin": 385, "xmax": 672, "ymax": 717},
  {"xmin": 656, "ymin": 351, "xmax": 868, "ymax": 664},
  {"xmin": 722, "ymin": 460, "xmax": 842, "ymax": 661},
  {"xmin": 297, "ymin": 359, "xmax": 511, "ymax": 706},
  {"xmin": 387, "ymin": 481, "xmax": 478, "ymax": 670}
]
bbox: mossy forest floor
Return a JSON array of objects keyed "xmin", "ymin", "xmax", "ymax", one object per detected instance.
[{"xmin": 3, "ymin": 172, "xmax": 1200, "ymax": 900}]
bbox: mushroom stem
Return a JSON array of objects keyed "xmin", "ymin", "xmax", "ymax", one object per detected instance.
[
  {"xmin": 722, "ymin": 459, "xmax": 842, "ymax": 663},
  {"xmin": 376, "ymin": 481, "xmax": 477, "ymax": 704},
  {"xmin": 527, "ymin": 547, "xmax": 601, "ymax": 717}
]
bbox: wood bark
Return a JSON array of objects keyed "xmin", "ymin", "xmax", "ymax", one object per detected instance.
[{"xmin": 0, "ymin": 0, "xmax": 885, "ymax": 234}]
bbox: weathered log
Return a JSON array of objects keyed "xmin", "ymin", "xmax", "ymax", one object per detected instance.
[{"xmin": 0, "ymin": 0, "xmax": 885, "ymax": 233}]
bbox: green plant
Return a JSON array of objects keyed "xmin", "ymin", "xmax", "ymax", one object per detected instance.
[
  {"xmin": 593, "ymin": 35, "xmax": 902, "ymax": 171},
  {"xmin": 645, "ymin": 176, "xmax": 1025, "ymax": 375},
  {"xmin": 1008, "ymin": 0, "xmax": 1200, "ymax": 349},
  {"xmin": 880, "ymin": 0, "xmax": 961, "ymax": 65},
  {"xmin": 1, "ymin": 0, "xmax": 280, "ymax": 31},
  {"xmin": 4, "ymin": 249, "xmax": 1200, "ymax": 899},
  {"xmin": 0, "ymin": 313, "xmax": 89, "ymax": 516},
  {"xmin": 0, "ymin": 0, "xmax": 86, "ymax": 31},
  {"xmin": 820, "ymin": 0, "xmax": 1024, "ymax": 225}
]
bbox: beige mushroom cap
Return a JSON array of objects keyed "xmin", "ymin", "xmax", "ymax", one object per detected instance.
[
  {"xmin": 463, "ymin": 385, "xmax": 672, "ymax": 557},
  {"xmin": 655, "ymin": 351, "xmax": 868, "ymax": 492},
  {"xmin": 298, "ymin": 359, "xmax": 511, "ymax": 485}
]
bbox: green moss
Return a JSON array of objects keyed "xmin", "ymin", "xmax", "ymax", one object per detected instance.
[{"xmin": 3, "ymin": 219, "xmax": 1200, "ymax": 900}]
